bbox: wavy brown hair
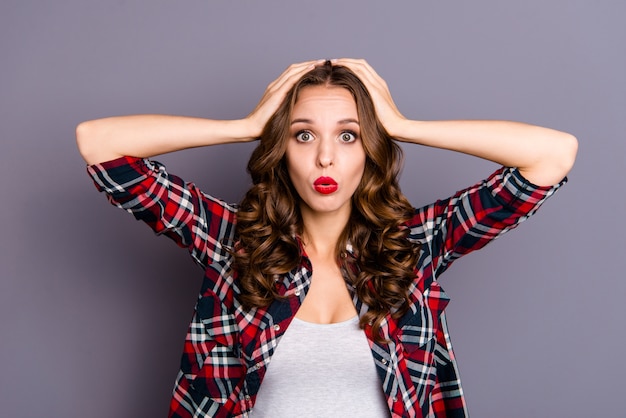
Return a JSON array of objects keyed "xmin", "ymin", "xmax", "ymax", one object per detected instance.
[{"xmin": 234, "ymin": 61, "xmax": 420, "ymax": 340}]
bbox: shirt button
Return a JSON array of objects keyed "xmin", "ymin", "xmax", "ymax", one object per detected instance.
[
  {"xmin": 273, "ymin": 324, "xmax": 281, "ymax": 331},
  {"xmin": 392, "ymin": 396, "xmax": 398, "ymax": 402},
  {"xmin": 381, "ymin": 358, "xmax": 388, "ymax": 365},
  {"xmin": 294, "ymin": 290, "xmax": 301, "ymax": 296},
  {"xmin": 245, "ymin": 395, "xmax": 251, "ymax": 401}
]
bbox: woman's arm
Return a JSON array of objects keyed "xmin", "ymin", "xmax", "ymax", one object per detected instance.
[
  {"xmin": 337, "ymin": 59, "xmax": 578, "ymax": 186},
  {"xmin": 76, "ymin": 116, "xmax": 256, "ymax": 165},
  {"xmin": 76, "ymin": 60, "xmax": 323, "ymax": 165},
  {"xmin": 390, "ymin": 119, "xmax": 578, "ymax": 186}
]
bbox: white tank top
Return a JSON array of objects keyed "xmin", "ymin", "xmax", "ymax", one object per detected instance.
[{"xmin": 251, "ymin": 315, "xmax": 390, "ymax": 417}]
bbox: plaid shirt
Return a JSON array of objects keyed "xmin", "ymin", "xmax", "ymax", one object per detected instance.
[{"xmin": 88, "ymin": 156, "xmax": 565, "ymax": 418}]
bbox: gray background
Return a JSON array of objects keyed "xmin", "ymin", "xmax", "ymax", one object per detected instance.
[{"xmin": 1, "ymin": 1, "xmax": 624, "ymax": 417}]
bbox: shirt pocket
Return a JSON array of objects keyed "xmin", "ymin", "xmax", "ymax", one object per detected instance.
[
  {"xmin": 398, "ymin": 312, "xmax": 436, "ymax": 353},
  {"xmin": 197, "ymin": 293, "xmax": 239, "ymax": 349},
  {"xmin": 396, "ymin": 282, "xmax": 448, "ymax": 401},
  {"xmin": 192, "ymin": 292, "xmax": 245, "ymax": 402},
  {"xmin": 397, "ymin": 281, "xmax": 447, "ymax": 351}
]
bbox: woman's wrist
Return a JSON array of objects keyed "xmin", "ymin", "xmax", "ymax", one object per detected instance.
[
  {"xmin": 234, "ymin": 117, "xmax": 264, "ymax": 143},
  {"xmin": 387, "ymin": 118, "xmax": 426, "ymax": 144}
]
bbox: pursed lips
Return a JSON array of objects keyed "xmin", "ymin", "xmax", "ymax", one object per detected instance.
[{"xmin": 313, "ymin": 177, "xmax": 338, "ymax": 194}]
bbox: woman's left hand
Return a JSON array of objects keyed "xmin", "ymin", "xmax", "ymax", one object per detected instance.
[
  {"xmin": 334, "ymin": 58, "xmax": 577, "ymax": 186},
  {"xmin": 333, "ymin": 58, "xmax": 408, "ymax": 137}
]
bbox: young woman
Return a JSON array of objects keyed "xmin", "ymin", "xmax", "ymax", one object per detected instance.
[{"xmin": 77, "ymin": 59, "xmax": 577, "ymax": 418}]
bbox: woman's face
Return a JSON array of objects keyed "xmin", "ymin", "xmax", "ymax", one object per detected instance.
[{"xmin": 285, "ymin": 85, "xmax": 366, "ymax": 219}]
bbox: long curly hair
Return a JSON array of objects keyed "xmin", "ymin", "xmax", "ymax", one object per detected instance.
[{"xmin": 234, "ymin": 61, "xmax": 420, "ymax": 340}]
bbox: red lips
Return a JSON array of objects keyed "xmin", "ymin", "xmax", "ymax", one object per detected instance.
[{"xmin": 313, "ymin": 177, "xmax": 338, "ymax": 194}]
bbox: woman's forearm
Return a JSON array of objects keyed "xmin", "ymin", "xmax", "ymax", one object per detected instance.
[
  {"xmin": 75, "ymin": 61, "xmax": 324, "ymax": 165},
  {"xmin": 334, "ymin": 59, "xmax": 578, "ymax": 186},
  {"xmin": 76, "ymin": 115, "xmax": 257, "ymax": 165},
  {"xmin": 391, "ymin": 119, "xmax": 578, "ymax": 186}
]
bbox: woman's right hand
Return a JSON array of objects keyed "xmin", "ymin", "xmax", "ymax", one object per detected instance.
[
  {"xmin": 76, "ymin": 60, "xmax": 322, "ymax": 165},
  {"xmin": 245, "ymin": 59, "xmax": 324, "ymax": 138},
  {"xmin": 333, "ymin": 58, "xmax": 408, "ymax": 139}
]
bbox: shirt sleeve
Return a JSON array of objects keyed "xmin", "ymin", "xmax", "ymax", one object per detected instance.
[
  {"xmin": 408, "ymin": 166, "xmax": 567, "ymax": 277},
  {"xmin": 86, "ymin": 156, "xmax": 238, "ymax": 269}
]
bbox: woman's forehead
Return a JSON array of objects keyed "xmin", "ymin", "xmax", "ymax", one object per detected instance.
[{"xmin": 292, "ymin": 86, "xmax": 357, "ymax": 117}]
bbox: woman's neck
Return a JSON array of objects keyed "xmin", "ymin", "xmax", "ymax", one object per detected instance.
[{"xmin": 300, "ymin": 208, "xmax": 350, "ymax": 259}]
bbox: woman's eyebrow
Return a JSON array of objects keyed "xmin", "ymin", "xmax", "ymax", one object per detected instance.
[
  {"xmin": 338, "ymin": 118, "xmax": 360, "ymax": 125},
  {"xmin": 290, "ymin": 118, "xmax": 313, "ymax": 125},
  {"xmin": 290, "ymin": 118, "xmax": 360, "ymax": 125}
]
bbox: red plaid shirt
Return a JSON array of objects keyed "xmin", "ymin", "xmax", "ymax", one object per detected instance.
[{"xmin": 88, "ymin": 157, "xmax": 565, "ymax": 417}]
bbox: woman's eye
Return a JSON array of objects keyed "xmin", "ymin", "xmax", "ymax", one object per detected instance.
[
  {"xmin": 340, "ymin": 132, "xmax": 357, "ymax": 143},
  {"xmin": 296, "ymin": 131, "xmax": 313, "ymax": 142}
]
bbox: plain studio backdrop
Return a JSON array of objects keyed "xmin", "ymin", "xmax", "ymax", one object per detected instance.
[{"xmin": 1, "ymin": 1, "xmax": 624, "ymax": 417}]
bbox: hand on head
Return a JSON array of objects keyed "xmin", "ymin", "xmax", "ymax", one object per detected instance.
[
  {"xmin": 248, "ymin": 58, "xmax": 407, "ymax": 141},
  {"xmin": 332, "ymin": 58, "xmax": 407, "ymax": 137},
  {"xmin": 246, "ymin": 59, "xmax": 325, "ymax": 138}
]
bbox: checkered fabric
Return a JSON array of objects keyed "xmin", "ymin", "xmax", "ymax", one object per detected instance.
[{"xmin": 88, "ymin": 156, "xmax": 565, "ymax": 417}]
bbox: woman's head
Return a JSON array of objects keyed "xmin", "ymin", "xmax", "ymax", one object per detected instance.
[
  {"xmin": 284, "ymin": 84, "xmax": 366, "ymax": 219},
  {"xmin": 247, "ymin": 61, "xmax": 406, "ymax": 225},
  {"xmin": 237, "ymin": 62, "xmax": 419, "ymax": 335}
]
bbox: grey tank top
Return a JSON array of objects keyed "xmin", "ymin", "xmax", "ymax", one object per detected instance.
[{"xmin": 250, "ymin": 315, "xmax": 391, "ymax": 417}]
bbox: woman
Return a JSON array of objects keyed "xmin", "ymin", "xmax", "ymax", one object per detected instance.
[{"xmin": 77, "ymin": 59, "xmax": 577, "ymax": 417}]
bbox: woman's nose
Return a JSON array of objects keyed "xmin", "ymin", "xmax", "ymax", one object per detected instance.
[{"xmin": 317, "ymin": 139, "xmax": 334, "ymax": 167}]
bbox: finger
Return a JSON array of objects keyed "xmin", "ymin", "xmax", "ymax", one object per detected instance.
[
  {"xmin": 338, "ymin": 59, "xmax": 387, "ymax": 87},
  {"xmin": 335, "ymin": 61, "xmax": 392, "ymax": 105},
  {"xmin": 332, "ymin": 59, "xmax": 383, "ymax": 89},
  {"xmin": 266, "ymin": 59, "xmax": 324, "ymax": 92},
  {"xmin": 335, "ymin": 58, "xmax": 385, "ymax": 85},
  {"xmin": 333, "ymin": 58, "xmax": 373, "ymax": 72},
  {"xmin": 250, "ymin": 60, "xmax": 323, "ymax": 120},
  {"xmin": 334, "ymin": 59, "xmax": 402, "ymax": 120}
]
